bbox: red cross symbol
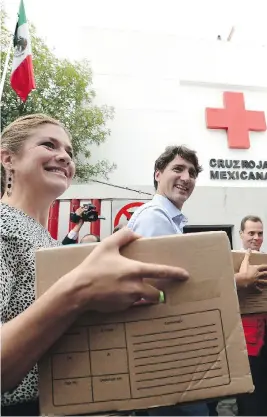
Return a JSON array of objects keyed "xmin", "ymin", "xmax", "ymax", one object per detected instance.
[{"xmin": 205, "ymin": 92, "xmax": 266, "ymax": 149}]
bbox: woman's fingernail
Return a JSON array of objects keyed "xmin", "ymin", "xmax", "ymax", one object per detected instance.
[{"xmin": 159, "ymin": 291, "xmax": 165, "ymax": 303}]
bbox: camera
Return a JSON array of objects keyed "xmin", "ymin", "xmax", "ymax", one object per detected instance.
[{"xmin": 70, "ymin": 204, "xmax": 99, "ymax": 223}]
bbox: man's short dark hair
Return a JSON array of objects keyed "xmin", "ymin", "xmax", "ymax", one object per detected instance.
[
  {"xmin": 153, "ymin": 145, "xmax": 203, "ymax": 189},
  {"xmin": 80, "ymin": 233, "xmax": 100, "ymax": 243},
  {"xmin": 240, "ymin": 215, "xmax": 263, "ymax": 231}
]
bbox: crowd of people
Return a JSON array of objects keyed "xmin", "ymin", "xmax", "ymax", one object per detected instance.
[{"xmin": 1, "ymin": 113, "xmax": 266, "ymax": 416}]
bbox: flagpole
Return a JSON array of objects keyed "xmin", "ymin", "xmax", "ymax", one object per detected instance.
[{"xmin": 0, "ymin": 36, "xmax": 13, "ymax": 102}]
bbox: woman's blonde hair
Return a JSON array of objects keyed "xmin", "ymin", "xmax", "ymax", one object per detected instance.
[{"xmin": 1, "ymin": 113, "xmax": 72, "ymax": 195}]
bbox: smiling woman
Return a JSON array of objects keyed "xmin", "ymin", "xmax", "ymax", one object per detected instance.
[
  {"xmin": 0, "ymin": 115, "xmax": 189, "ymax": 415},
  {"xmin": 0, "ymin": 114, "xmax": 76, "ymax": 412},
  {"xmin": 1, "ymin": 114, "xmax": 75, "ymax": 212}
]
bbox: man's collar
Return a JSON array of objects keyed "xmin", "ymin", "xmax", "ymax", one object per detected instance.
[{"xmin": 152, "ymin": 194, "xmax": 188, "ymax": 225}]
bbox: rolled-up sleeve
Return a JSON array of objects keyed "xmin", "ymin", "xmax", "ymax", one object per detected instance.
[{"xmin": 128, "ymin": 206, "xmax": 176, "ymax": 238}]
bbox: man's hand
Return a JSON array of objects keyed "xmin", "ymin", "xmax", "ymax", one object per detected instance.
[
  {"xmin": 64, "ymin": 227, "xmax": 189, "ymax": 313},
  {"xmin": 67, "ymin": 207, "xmax": 86, "ymax": 237},
  {"xmin": 75, "ymin": 207, "xmax": 86, "ymax": 225},
  {"xmin": 73, "ymin": 207, "xmax": 86, "ymax": 229},
  {"xmin": 236, "ymin": 250, "xmax": 267, "ymax": 291}
]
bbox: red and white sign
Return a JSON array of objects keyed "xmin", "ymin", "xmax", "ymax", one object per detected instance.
[
  {"xmin": 206, "ymin": 92, "xmax": 266, "ymax": 149},
  {"xmin": 114, "ymin": 201, "xmax": 144, "ymax": 227}
]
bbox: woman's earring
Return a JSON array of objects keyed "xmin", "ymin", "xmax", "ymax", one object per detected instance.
[{"xmin": 6, "ymin": 170, "xmax": 13, "ymax": 197}]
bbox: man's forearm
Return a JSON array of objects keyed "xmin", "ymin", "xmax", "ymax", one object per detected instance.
[
  {"xmin": 62, "ymin": 221, "xmax": 84, "ymax": 244},
  {"xmin": 72, "ymin": 221, "xmax": 83, "ymax": 233}
]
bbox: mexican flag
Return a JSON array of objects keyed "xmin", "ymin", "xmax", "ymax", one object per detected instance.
[{"xmin": 10, "ymin": 0, "xmax": 35, "ymax": 101}]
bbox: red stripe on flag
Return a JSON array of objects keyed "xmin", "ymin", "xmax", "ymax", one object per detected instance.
[{"xmin": 10, "ymin": 55, "xmax": 35, "ymax": 101}]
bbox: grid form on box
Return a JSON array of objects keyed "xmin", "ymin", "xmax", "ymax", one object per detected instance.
[{"xmin": 51, "ymin": 310, "xmax": 231, "ymax": 406}]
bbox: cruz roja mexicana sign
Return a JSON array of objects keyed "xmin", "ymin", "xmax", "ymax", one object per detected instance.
[{"xmin": 209, "ymin": 159, "xmax": 267, "ymax": 181}]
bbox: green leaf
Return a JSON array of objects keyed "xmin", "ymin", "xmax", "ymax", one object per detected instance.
[{"xmin": 1, "ymin": 13, "xmax": 116, "ymax": 182}]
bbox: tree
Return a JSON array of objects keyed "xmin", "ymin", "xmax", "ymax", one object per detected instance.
[{"xmin": 0, "ymin": 12, "xmax": 116, "ymax": 181}]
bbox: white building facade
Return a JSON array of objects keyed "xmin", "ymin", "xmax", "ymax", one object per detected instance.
[{"xmin": 58, "ymin": 28, "xmax": 267, "ymax": 250}]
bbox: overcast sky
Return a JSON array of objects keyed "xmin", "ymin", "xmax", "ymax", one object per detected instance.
[{"xmin": 3, "ymin": 0, "xmax": 267, "ymax": 60}]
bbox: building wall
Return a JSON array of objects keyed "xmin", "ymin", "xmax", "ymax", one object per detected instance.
[
  {"xmin": 79, "ymin": 28, "xmax": 267, "ymax": 187},
  {"xmin": 183, "ymin": 186, "xmax": 266, "ymax": 251},
  {"xmin": 58, "ymin": 28, "xmax": 266, "ymax": 250}
]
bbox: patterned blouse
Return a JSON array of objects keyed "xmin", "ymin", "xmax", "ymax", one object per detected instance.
[{"xmin": 0, "ymin": 203, "xmax": 60, "ymax": 406}]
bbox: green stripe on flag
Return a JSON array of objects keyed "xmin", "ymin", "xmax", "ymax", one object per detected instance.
[{"xmin": 18, "ymin": 0, "xmax": 27, "ymax": 26}]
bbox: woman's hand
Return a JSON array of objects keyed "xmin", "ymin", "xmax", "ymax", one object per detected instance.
[
  {"xmin": 64, "ymin": 227, "xmax": 189, "ymax": 312},
  {"xmin": 1, "ymin": 227, "xmax": 189, "ymax": 392}
]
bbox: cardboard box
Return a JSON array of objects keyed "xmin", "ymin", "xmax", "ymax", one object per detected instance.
[
  {"xmin": 232, "ymin": 251, "xmax": 267, "ymax": 315},
  {"xmin": 36, "ymin": 232, "xmax": 253, "ymax": 416}
]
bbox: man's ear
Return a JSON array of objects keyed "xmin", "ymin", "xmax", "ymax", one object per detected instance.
[
  {"xmin": 155, "ymin": 169, "xmax": 161, "ymax": 183},
  {"xmin": 1, "ymin": 149, "xmax": 13, "ymax": 170},
  {"xmin": 239, "ymin": 230, "xmax": 243, "ymax": 238}
]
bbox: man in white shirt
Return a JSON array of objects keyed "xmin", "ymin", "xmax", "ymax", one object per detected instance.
[
  {"xmin": 128, "ymin": 145, "xmax": 199, "ymax": 237},
  {"xmin": 128, "ymin": 145, "xmax": 208, "ymax": 416}
]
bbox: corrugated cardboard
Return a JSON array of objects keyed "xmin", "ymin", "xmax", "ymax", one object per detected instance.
[
  {"xmin": 35, "ymin": 232, "xmax": 253, "ymax": 416},
  {"xmin": 232, "ymin": 251, "xmax": 267, "ymax": 315}
]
